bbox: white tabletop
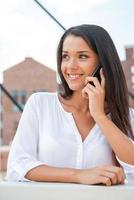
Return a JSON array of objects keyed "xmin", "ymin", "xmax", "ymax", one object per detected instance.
[{"xmin": 0, "ymin": 181, "xmax": 134, "ymax": 200}]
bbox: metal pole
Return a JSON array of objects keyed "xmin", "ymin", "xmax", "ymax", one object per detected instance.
[
  {"xmin": 33, "ymin": 0, "xmax": 66, "ymax": 31},
  {"xmin": 0, "ymin": 84, "xmax": 23, "ymax": 112}
]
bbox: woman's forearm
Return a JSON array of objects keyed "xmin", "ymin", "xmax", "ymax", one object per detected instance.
[
  {"xmin": 95, "ymin": 115, "xmax": 134, "ymax": 165},
  {"xmin": 25, "ymin": 165, "xmax": 79, "ymax": 182},
  {"xmin": 25, "ymin": 164, "xmax": 125, "ymax": 186}
]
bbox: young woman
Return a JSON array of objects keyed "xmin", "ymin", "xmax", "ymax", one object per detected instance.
[{"xmin": 6, "ymin": 24, "xmax": 134, "ymax": 186}]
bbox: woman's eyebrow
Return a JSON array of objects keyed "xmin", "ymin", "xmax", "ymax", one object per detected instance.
[
  {"xmin": 62, "ymin": 50, "xmax": 90, "ymax": 53},
  {"xmin": 77, "ymin": 51, "xmax": 90, "ymax": 53}
]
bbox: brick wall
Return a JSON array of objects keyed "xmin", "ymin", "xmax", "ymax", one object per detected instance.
[
  {"xmin": 121, "ymin": 46, "xmax": 134, "ymax": 107},
  {"xmin": 1, "ymin": 57, "xmax": 57, "ymax": 145}
]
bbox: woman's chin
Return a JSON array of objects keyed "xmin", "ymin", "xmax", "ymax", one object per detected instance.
[{"xmin": 68, "ymin": 84, "xmax": 84, "ymax": 91}]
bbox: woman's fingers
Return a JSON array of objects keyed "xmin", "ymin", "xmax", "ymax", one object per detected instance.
[
  {"xmin": 77, "ymin": 166, "xmax": 125, "ymax": 186},
  {"xmin": 85, "ymin": 76, "xmax": 101, "ymax": 88},
  {"xmin": 99, "ymin": 166, "xmax": 125, "ymax": 185},
  {"xmin": 99, "ymin": 176, "xmax": 112, "ymax": 186},
  {"xmin": 83, "ymin": 73, "xmax": 105, "ymax": 100},
  {"xmin": 85, "ymin": 68, "xmax": 105, "ymax": 89},
  {"xmin": 81, "ymin": 86, "xmax": 90, "ymax": 99},
  {"xmin": 100, "ymin": 170, "xmax": 119, "ymax": 185}
]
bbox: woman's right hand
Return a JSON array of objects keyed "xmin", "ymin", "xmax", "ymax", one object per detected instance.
[{"xmin": 76, "ymin": 165, "xmax": 125, "ymax": 186}]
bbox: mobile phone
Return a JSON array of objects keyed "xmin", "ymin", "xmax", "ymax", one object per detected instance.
[
  {"xmin": 92, "ymin": 65, "xmax": 101, "ymax": 80},
  {"xmin": 90, "ymin": 65, "xmax": 101, "ymax": 86}
]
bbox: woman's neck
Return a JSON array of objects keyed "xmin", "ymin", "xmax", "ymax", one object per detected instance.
[{"xmin": 60, "ymin": 91, "xmax": 89, "ymax": 113}]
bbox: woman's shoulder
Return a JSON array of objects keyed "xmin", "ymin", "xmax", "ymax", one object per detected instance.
[
  {"xmin": 26, "ymin": 92, "xmax": 58, "ymax": 107},
  {"xmin": 31, "ymin": 92, "xmax": 57, "ymax": 99}
]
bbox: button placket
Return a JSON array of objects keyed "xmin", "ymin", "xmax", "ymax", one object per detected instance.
[
  {"xmin": 76, "ymin": 142, "xmax": 83, "ymax": 169},
  {"xmin": 67, "ymin": 114, "xmax": 83, "ymax": 169}
]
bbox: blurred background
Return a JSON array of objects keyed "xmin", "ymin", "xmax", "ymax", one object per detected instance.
[{"xmin": 0, "ymin": 0, "xmax": 134, "ymax": 181}]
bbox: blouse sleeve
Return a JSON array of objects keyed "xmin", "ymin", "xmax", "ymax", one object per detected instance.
[
  {"xmin": 116, "ymin": 108, "xmax": 134, "ymax": 175},
  {"xmin": 6, "ymin": 94, "xmax": 44, "ymax": 181}
]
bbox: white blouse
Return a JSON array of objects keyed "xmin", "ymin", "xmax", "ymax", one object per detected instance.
[{"xmin": 6, "ymin": 92, "xmax": 134, "ymax": 181}]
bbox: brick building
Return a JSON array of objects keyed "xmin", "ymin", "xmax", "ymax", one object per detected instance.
[
  {"xmin": 122, "ymin": 46, "xmax": 134, "ymax": 107},
  {"xmin": 1, "ymin": 57, "xmax": 57, "ymax": 146}
]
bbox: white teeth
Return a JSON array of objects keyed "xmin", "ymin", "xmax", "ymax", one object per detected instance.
[
  {"xmin": 69, "ymin": 74, "xmax": 80, "ymax": 78},
  {"xmin": 67, "ymin": 74, "xmax": 82, "ymax": 80}
]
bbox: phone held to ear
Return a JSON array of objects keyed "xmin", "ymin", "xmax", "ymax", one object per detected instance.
[{"xmin": 90, "ymin": 65, "xmax": 102, "ymax": 86}]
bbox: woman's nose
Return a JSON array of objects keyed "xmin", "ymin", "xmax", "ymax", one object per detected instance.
[{"xmin": 66, "ymin": 58, "xmax": 78, "ymax": 69}]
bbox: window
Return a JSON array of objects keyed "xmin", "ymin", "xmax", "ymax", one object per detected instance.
[
  {"xmin": 12, "ymin": 90, "xmax": 18, "ymax": 102},
  {"xmin": 19, "ymin": 90, "xmax": 27, "ymax": 109},
  {"xmin": 12, "ymin": 90, "xmax": 19, "ymax": 112},
  {"xmin": 11, "ymin": 90, "xmax": 27, "ymax": 112}
]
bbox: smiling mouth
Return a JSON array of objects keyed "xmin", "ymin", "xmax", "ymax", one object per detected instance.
[{"xmin": 67, "ymin": 74, "xmax": 83, "ymax": 80}]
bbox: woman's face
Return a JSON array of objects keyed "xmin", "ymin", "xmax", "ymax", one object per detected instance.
[{"xmin": 61, "ymin": 35, "xmax": 100, "ymax": 92}]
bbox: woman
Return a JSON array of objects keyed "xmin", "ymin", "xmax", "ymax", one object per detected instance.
[{"xmin": 6, "ymin": 24, "xmax": 134, "ymax": 185}]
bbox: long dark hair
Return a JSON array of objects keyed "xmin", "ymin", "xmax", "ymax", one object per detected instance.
[{"xmin": 57, "ymin": 24, "xmax": 134, "ymax": 140}]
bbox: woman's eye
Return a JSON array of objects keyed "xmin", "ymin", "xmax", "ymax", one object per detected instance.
[
  {"xmin": 79, "ymin": 54, "xmax": 88, "ymax": 59},
  {"xmin": 62, "ymin": 54, "xmax": 69, "ymax": 60}
]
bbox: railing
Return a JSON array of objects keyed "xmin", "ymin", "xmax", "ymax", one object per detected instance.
[
  {"xmin": 0, "ymin": 84, "xmax": 23, "ymax": 112},
  {"xmin": 0, "ymin": 181, "xmax": 134, "ymax": 200}
]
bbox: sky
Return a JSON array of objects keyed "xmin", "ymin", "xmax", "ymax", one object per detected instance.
[{"xmin": 0, "ymin": 0, "xmax": 134, "ymax": 82}]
